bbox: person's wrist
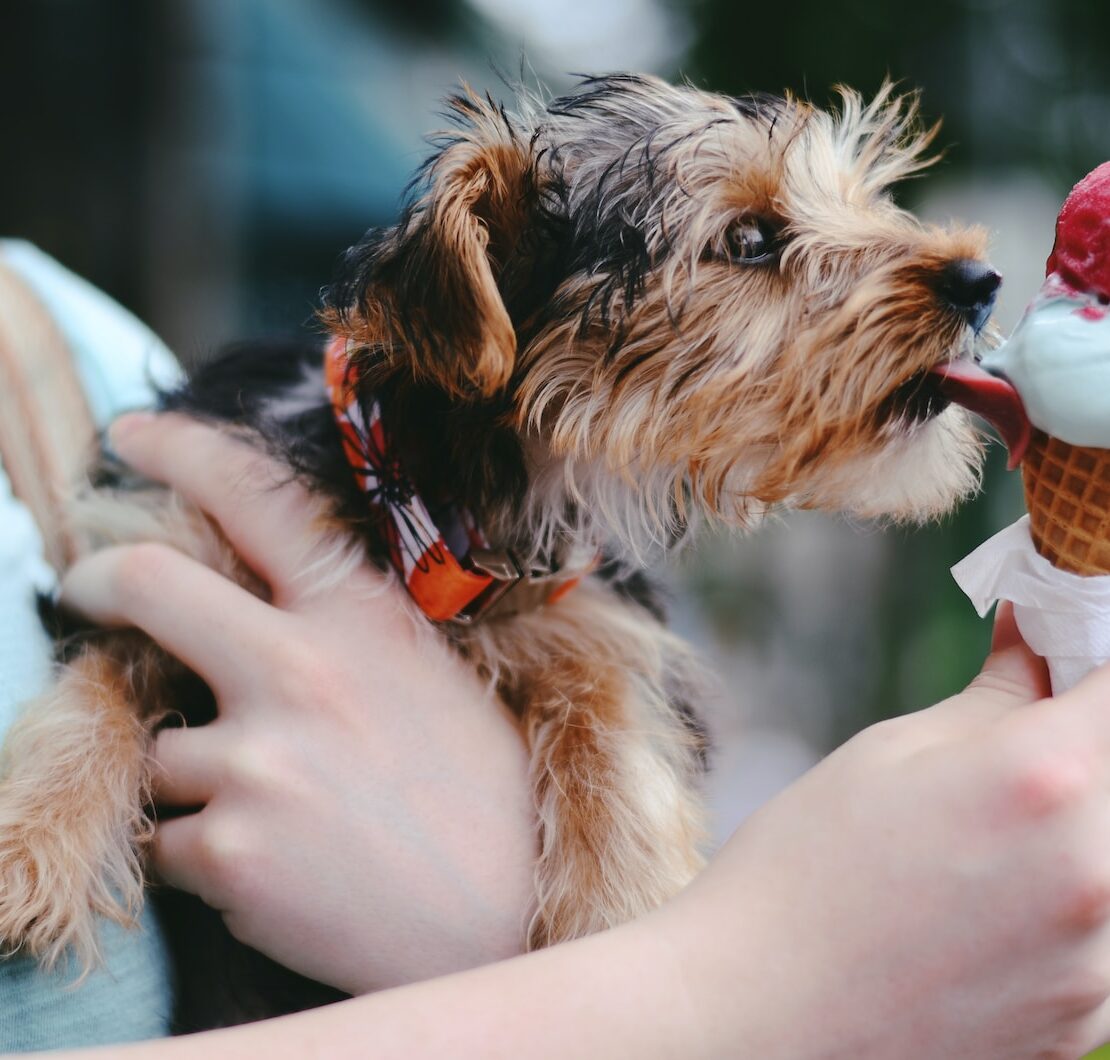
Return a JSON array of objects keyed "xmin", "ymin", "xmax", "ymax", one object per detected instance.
[{"xmin": 653, "ymin": 842, "xmax": 815, "ymax": 1060}]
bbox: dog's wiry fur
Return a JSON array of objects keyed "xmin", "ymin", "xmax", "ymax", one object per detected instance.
[
  {"xmin": 0, "ymin": 488, "xmax": 241, "ymax": 976},
  {"xmin": 0, "ymin": 74, "xmax": 996, "ymax": 1025}
]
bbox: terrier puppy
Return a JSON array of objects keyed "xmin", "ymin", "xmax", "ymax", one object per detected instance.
[{"xmin": 0, "ymin": 74, "xmax": 999, "ymax": 1024}]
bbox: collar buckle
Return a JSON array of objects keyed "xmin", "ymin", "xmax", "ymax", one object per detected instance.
[{"xmin": 453, "ymin": 548, "xmax": 556, "ymax": 625}]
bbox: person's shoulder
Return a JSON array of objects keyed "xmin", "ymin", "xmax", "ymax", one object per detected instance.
[{"xmin": 0, "ymin": 239, "xmax": 182, "ymax": 426}]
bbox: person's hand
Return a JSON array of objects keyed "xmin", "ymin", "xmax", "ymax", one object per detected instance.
[
  {"xmin": 655, "ymin": 603, "xmax": 1110, "ymax": 1060},
  {"xmin": 61, "ymin": 412, "xmax": 536, "ymax": 995}
]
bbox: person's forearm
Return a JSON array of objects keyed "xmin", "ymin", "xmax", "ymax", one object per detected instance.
[{"xmin": 49, "ymin": 913, "xmax": 738, "ymax": 1060}]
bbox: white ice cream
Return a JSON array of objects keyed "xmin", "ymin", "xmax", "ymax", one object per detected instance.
[{"xmin": 983, "ymin": 276, "xmax": 1110, "ymax": 447}]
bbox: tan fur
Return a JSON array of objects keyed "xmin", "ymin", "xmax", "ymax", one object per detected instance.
[
  {"xmin": 0, "ymin": 645, "xmax": 153, "ymax": 973},
  {"xmin": 516, "ymin": 85, "xmax": 987, "ymax": 545},
  {"xmin": 465, "ymin": 582, "xmax": 706, "ymax": 946},
  {"xmin": 325, "ymin": 99, "xmax": 534, "ymax": 399},
  {"xmin": 0, "ymin": 488, "xmax": 245, "ymax": 970},
  {"xmin": 0, "ymin": 76, "xmax": 999, "ymax": 977}
]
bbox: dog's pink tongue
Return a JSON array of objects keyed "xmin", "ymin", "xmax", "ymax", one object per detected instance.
[{"xmin": 930, "ymin": 361, "xmax": 1032, "ymax": 470}]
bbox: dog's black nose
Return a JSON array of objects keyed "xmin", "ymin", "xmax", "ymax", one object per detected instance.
[{"xmin": 938, "ymin": 259, "xmax": 1002, "ymax": 333}]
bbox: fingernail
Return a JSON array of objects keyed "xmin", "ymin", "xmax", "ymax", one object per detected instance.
[{"xmin": 108, "ymin": 411, "xmax": 156, "ymax": 450}]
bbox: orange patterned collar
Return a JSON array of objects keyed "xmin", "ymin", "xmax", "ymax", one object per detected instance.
[{"xmin": 324, "ymin": 338, "xmax": 582, "ymax": 624}]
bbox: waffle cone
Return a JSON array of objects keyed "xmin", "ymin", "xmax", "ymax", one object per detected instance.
[{"xmin": 1022, "ymin": 429, "xmax": 1110, "ymax": 575}]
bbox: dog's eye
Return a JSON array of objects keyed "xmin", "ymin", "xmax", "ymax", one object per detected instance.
[{"xmin": 723, "ymin": 217, "xmax": 777, "ymax": 264}]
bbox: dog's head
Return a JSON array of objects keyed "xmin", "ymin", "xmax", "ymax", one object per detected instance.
[{"xmin": 325, "ymin": 75, "xmax": 997, "ymax": 558}]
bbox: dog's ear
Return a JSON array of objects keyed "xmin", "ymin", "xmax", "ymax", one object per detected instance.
[{"xmin": 328, "ymin": 92, "xmax": 532, "ymax": 399}]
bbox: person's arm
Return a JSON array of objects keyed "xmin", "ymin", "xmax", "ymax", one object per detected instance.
[
  {"xmin": 54, "ymin": 413, "xmax": 1110, "ymax": 1058},
  {"xmin": 46, "ymin": 607, "xmax": 1110, "ymax": 1060},
  {"xmin": 51, "ymin": 919, "xmax": 694, "ymax": 1059}
]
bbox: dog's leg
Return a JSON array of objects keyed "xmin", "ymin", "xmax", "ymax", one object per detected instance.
[
  {"xmin": 486, "ymin": 590, "xmax": 708, "ymax": 949},
  {"xmin": 0, "ymin": 636, "xmax": 170, "ymax": 973},
  {"xmin": 523, "ymin": 654, "xmax": 706, "ymax": 947},
  {"xmin": 0, "ymin": 486, "xmax": 258, "ymax": 973}
]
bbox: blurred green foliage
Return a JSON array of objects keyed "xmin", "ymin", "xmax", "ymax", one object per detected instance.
[{"xmin": 677, "ymin": 0, "xmax": 1110, "ymax": 181}]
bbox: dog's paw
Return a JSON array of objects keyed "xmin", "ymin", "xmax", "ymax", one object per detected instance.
[
  {"xmin": 0, "ymin": 782, "xmax": 148, "ymax": 974},
  {"xmin": 0, "ymin": 697, "xmax": 153, "ymax": 978},
  {"xmin": 0, "ymin": 651, "xmax": 157, "ymax": 974}
]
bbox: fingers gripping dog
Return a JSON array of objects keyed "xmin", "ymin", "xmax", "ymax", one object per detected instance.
[{"xmin": 0, "ymin": 74, "xmax": 1000, "ymax": 1024}]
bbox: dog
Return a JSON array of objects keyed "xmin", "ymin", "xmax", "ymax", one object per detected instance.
[{"xmin": 0, "ymin": 73, "xmax": 999, "ymax": 1027}]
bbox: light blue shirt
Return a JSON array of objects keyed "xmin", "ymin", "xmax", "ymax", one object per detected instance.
[{"xmin": 0, "ymin": 242, "xmax": 179, "ymax": 1049}]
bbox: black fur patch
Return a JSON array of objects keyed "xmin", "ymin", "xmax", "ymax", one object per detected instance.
[{"xmin": 161, "ymin": 339, "xmax": 373, "ymax": 531}]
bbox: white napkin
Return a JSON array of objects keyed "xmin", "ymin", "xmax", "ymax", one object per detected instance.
[{"xmin": 951, "ymin": 516, "xmax": 1110, "ymax": 693}]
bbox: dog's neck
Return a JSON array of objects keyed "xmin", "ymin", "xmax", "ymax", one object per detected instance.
[
  {"xmin": 516, "ymin": 441, "xmax": 696, "ymax": 569},
  {"xmin": 356, "ymin": 373, "xmax": 685, "ymax": 575}
]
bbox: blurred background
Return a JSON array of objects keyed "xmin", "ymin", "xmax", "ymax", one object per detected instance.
[{"xmin": 2, "ymin": 0, "xmax": 1108, "ymax": 845}]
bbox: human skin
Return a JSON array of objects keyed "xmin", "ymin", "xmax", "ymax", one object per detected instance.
[{"xmin": 49, "ymin": 412, "xmax": 1110, "ymax": 1059}]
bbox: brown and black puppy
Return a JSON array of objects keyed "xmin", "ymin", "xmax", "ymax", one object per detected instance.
[{"xmin": 0, "ymin": 73, "xmax": 999, "ymax": 1025}]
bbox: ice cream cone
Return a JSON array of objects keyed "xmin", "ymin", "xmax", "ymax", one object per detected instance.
[
  {"xmin": 936, "ymin": 161, "xmax": 1110, "ymax": 577},
  {"xmin": 947, "ymin": 161, "xmax": 1110, "ymax": 693},
  {"xmin": 1022, "ymin": 428, "xmax": 1110, "ymax": 575}
]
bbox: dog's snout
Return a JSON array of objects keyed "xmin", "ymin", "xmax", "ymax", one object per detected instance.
[{"xmin": 938, "ymin": 259, "xmax": 1002, "ymax": 333}]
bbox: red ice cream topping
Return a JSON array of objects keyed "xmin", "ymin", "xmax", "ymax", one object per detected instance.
[{"xmin": 1046, "ymin": 160, "xmax": 1110, "ymax": 301}]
